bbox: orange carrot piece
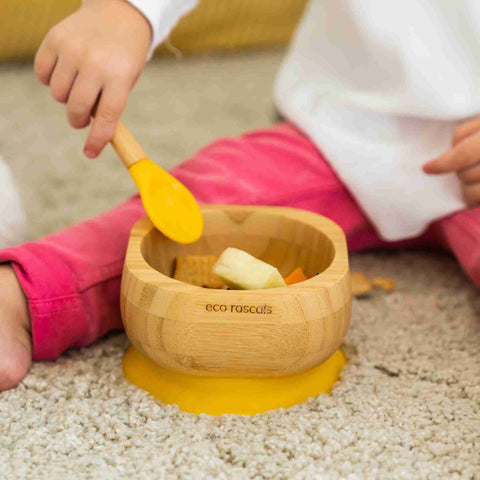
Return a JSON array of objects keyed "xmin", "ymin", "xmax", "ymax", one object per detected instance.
[{"xmin": 285, "ymin": 267, "xmax": 307, "ymax": 285}]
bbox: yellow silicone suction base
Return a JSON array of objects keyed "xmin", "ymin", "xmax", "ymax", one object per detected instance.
[{"xmin": 123, "ymin": 347, "xmax": 346, "ymax": 416}]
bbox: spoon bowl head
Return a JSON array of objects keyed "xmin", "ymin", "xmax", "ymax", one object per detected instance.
[{"xmin": 129, "ymin": 158, "xmax": 203, "ymax": 244}]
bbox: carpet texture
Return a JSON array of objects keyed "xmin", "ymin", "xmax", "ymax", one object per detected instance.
[{"xmin": 0, "ymin": 51, "xmax": 479, "ymax": 479}]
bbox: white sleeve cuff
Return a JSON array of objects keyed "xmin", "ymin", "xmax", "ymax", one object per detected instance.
[{"xmin": 127, "ymin": 0, "xmax": 198, "ymax": 58}]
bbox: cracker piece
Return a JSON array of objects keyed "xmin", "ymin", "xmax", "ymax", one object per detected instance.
[
  {"xmin": 351, "ymin": 272, "xmax": 372, "ymax": 297},
  {"xmin": 373, "ymin": 276, "xmax": 395, "ymax": 292},
  {"xmin": 173, "ymin": 255, "xmax": 226, "ymax": 289}
]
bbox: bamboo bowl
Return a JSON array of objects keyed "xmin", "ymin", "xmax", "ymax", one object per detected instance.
[{"xmin": 121, "ymin": 205, "xmax": 351, "ymax": 381}]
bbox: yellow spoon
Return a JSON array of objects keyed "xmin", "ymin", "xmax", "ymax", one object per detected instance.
[{"xmin": 110, "ymin": 121, "xmax": 203, "ymax": 244}]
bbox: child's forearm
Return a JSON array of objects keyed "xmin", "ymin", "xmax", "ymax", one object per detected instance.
[{"xmin": 0, "ymin": 195, "xmax": 145, "ymax": 361}]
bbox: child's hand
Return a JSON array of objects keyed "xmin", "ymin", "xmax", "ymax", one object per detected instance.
[
  {"xmin": 34, "ymin": 0, "xmax": 151, "ymax": 158},
  {"xmin": 423, "ymin": 118, "xmax": 480, "ymax": 206}
]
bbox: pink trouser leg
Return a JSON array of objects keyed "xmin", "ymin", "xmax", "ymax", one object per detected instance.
[
  {"xmin": 0, "ymin": 123, "xmax": 428, "ymax": 360},
  {"xmin": 0, "ymin": 197, "xmax": 146, "ymax": 360},
  {"xmin": 430, "ymin": 207, "xmax": 480, "ymax": 286},
  {"xmin": 173, "ymin": 123, "xmax": 434, "ymax": 253}
]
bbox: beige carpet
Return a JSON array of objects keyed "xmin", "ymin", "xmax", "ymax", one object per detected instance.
[{"xmin": 1, "ymin": 51, "xmax": 479, "ymax": 479}]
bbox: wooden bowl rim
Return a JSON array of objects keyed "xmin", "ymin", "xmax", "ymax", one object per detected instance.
[{"xmin": 125, "ymin": 205, "xmax": 348, "ymax": 295}]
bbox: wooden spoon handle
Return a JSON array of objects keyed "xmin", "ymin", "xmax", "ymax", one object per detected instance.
[{"xmin": 111, "ymin": 120, "xmax": 148, "ymax": 168}]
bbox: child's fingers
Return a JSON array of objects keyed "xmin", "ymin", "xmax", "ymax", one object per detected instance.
[
  {"xmin": 457, "ymin": 163, "xmax": 480, "ymax": 185},
  {"xmin": 83, "ymin": 83, "xmax": 129, "ymax": 158},
  {"xmin": 48, "ymin": 57, "xmax": 78, "ymax": 104},
  {"xmin": 66, "ymin": 74, "xmax": 102, "ymax": 129},
  {"xmin": 462, "ymin": 183, "xmax": 480, "ymax": 207},
  {"xmin": 34, "ymin": 42, "xmax": 57, "ymax": 86},
  {"xmin": 423, "ymin": 132, "xmax": 480, "ymax": 174},
  {"xmin": 452, "ymin": 117, "xmax": 480, "ymax": 146}
]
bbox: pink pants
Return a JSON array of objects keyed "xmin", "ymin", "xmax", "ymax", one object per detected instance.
[{"xmin": 1, "ymin": 123, "xmax": 478, "ymax": 360}]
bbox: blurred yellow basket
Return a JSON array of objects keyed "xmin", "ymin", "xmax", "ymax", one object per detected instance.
[{"xmin": 0, "ymin": 0, "xmax": 306, "ymax": 61}]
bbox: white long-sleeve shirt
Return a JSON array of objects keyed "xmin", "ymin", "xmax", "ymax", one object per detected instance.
[
  {"xmin": 0, "ymin": 158, "xmax": 26, "ymax": 248},
  {"xmin": 130, "ymin": 0, "xmax": 475, "ymax": 240}
]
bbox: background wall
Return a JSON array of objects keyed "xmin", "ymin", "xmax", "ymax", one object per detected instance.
[{"xmin": 0, "ymin": 0, "xmax": 307, "ymax": 61}]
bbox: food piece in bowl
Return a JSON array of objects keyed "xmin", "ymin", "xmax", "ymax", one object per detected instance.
[
  {"xmin": 284, "ymin": 267, "xmax": 307, "ymax": 285},
  {"xmin": 213, "ymin": 247, "xmax": 286, "ymax": 290},
  {"xmin": 174, "ymin": 255, "xmax": 226, "ymax": 289}
]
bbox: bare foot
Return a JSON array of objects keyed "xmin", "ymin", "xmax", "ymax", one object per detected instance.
[{"xmin": 0, "ymin": 264, "xmax": 31, "ymax": 391}]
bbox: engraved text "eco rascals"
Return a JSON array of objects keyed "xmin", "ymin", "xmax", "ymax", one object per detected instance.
[{"xmin": 205, "ymin": 304, "xmax": 273, "ymax": 314}]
